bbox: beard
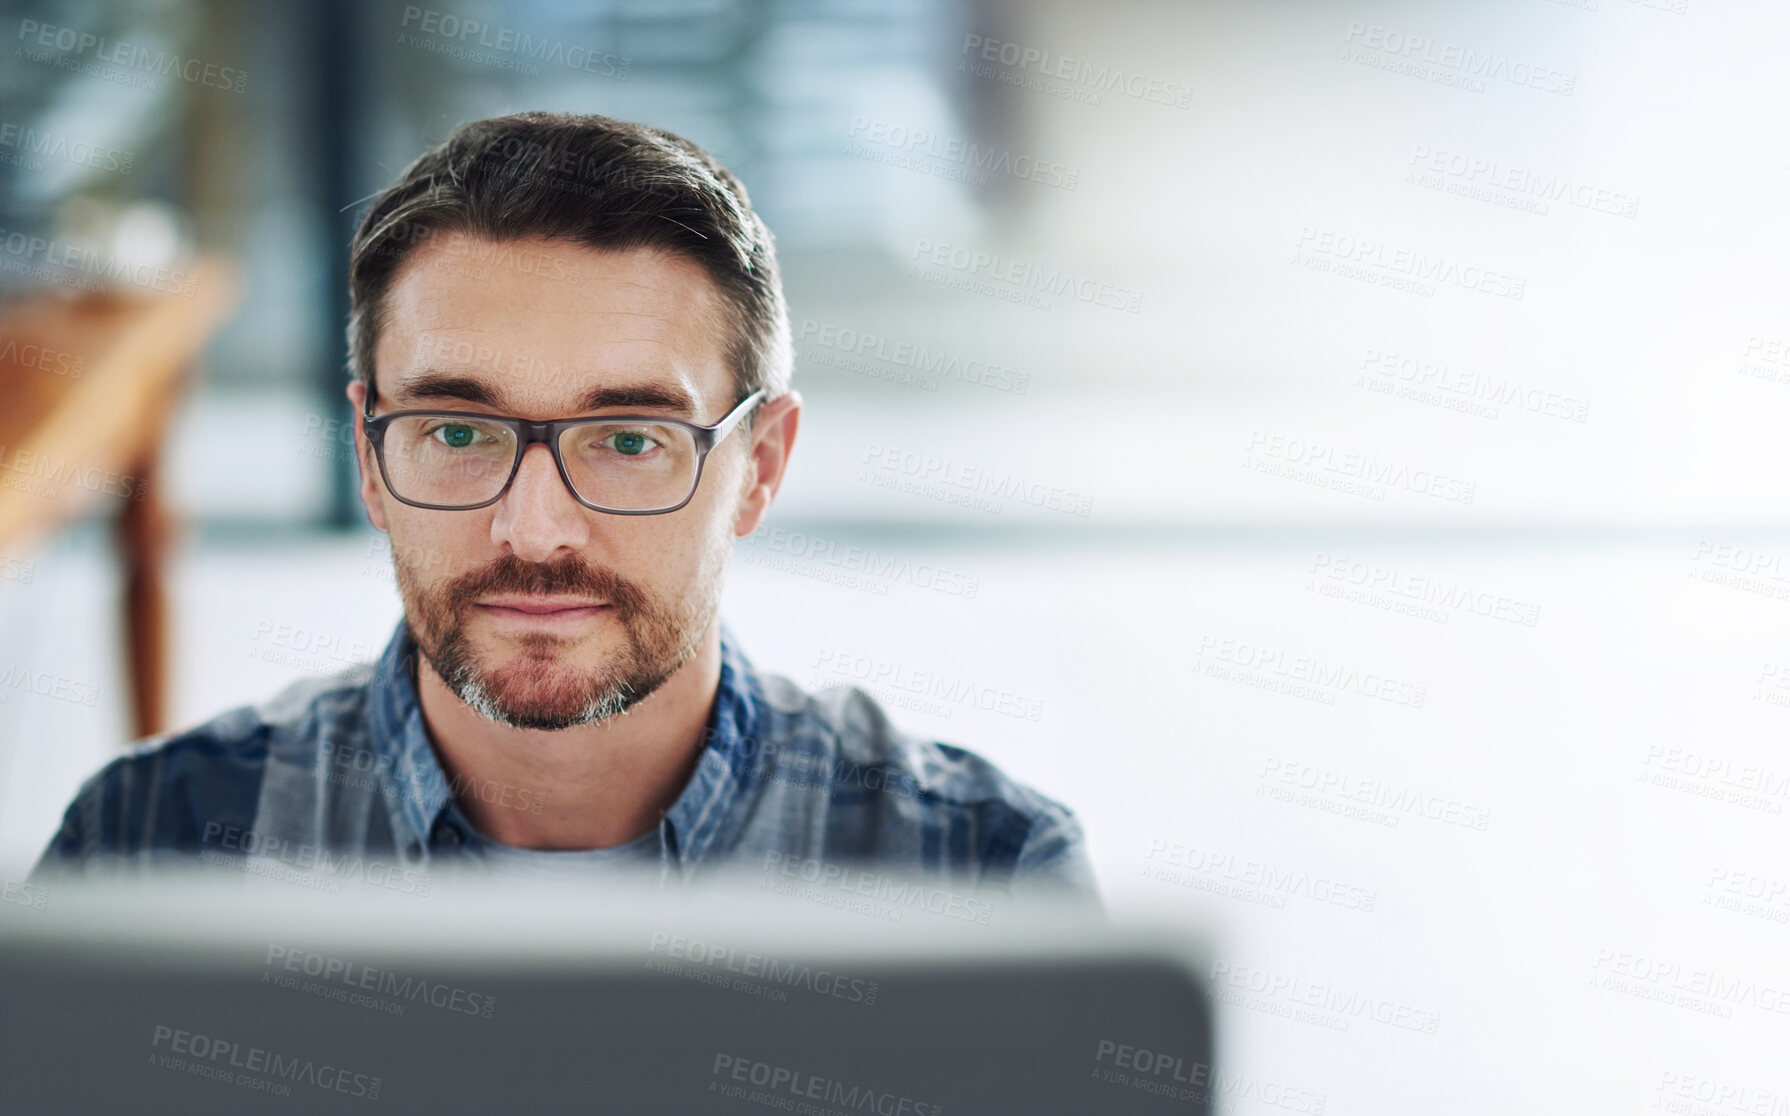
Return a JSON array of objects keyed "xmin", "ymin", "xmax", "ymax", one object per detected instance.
[{"xmin": 393, "ymin": 544, "xmax": 723, "ymax": 731}]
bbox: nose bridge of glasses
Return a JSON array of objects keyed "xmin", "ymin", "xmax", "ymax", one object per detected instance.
[
  {"xmin": 495, "ymin": 436, "xmax": 582, "ymax": 513},
  {"xmin": 514, "ymin": 420, "xmax": 570, "ymax": 486},
  {"xmin": 514, "ymin": 435, "xmax": 563, "ymax": 480}
]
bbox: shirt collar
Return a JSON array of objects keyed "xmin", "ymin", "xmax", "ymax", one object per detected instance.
[
  {"xmin": 365, "ymin": 616, "xmax": 765, "ymax": 865},
  {"xmin": 662, "ymin": 617, "xmax": 765, "ymax": 871},
  {"xmin": 367, "ymin": 618, "xmax": 450, "ymax": 848}
]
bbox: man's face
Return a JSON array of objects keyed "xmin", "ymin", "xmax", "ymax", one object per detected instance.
[{"xmin": 350, "ymin": 233, "xmax": 752, "ymax": 730}]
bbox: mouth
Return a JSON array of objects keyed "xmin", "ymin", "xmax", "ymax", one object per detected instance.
[{"xmin": 473, "ymin": 596, "xmax": 612, "ymax": 625}]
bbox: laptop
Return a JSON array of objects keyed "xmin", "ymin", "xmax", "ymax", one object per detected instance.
[{"xmin": 0, "ymin": 867, "xmax": 1215, "ymax": 1114}]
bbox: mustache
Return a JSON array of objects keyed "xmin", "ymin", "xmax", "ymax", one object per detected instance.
[{"xmin": 443, "ymin": 553, "xmax": 644, "ymax": 614}]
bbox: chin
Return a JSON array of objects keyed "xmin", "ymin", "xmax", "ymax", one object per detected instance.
[
  {"xmin": 484, "ymin": 645, "xmax": 609, "ymax": 690},
  {"xmin": 472, "ymin": 617, "xmax": 606, "ymax": 653},
  {"xmin": 480, "ymin": 663, "xmax": 622, "ymax": 724}
]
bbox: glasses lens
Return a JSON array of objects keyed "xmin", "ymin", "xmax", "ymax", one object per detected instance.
[
  {"xmin": 380, "ymin": 415, "xmax": 518, "ymax": 507},
  {"xmin": 560, "ymin": 420, "xmax": 699, "ymax": 511}
]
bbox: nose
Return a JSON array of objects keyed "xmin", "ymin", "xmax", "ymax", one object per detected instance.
[{"xmin": 488, "ymin": 442, "xmax": 591, "ymax": 561}]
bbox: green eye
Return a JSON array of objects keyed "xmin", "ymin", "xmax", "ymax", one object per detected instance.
[
  {"xmin": 434, "ymin": 424, "xmax": 478, "ymax": 448},
  {"xmin": 608, "ymin": 431, "xmax": 651, "ymax": 456}
]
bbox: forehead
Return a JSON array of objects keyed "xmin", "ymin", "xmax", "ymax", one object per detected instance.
[{"xmin": 374, "ymin": 232, "xmax": 732, "ymax": 417}]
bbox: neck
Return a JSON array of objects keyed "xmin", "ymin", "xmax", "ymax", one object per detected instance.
[{"xmin": 412, "ymin": 623, "xmax": 723, "ymax": 850}]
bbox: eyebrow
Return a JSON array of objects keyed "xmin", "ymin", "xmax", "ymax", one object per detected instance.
[{"xmin": 391, "ymin": 371, "xmax": 698, "ymax": 416}]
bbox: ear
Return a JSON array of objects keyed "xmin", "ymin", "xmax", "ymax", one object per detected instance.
[
  {"xmin": 344, "ymin": 380, "xmax": 390, "ymax": 533},
  {"xmin": 732, "ymin": 390, "xmax": 801, "ymax": 538}
]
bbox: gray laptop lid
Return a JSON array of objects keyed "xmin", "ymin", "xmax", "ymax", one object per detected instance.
[{"xmin": 0, "ymin": 870, "xmax": 1214, "ymax": 1115}]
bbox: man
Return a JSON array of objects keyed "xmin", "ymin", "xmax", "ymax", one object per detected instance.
[{"xmin": 30, "ymin": 112, "xmax": 1097, "ymax": 906}]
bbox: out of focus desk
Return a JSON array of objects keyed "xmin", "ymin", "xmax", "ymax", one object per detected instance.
[{"xmin": 0, "ymin": 261, "xmax": 236, "ymax": 738}]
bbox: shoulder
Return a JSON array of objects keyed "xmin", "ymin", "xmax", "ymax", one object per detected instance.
[
  {"xmin": 33, "ymin": 665, "xmax": 373, "ymax": 869},
  {"xmin": 757, "ymin": 668, "xmax": 1070, "ymax": 812},
  {"xmin": 749, "ymin": 666, "xmax": 1094, "ymax": 894}
]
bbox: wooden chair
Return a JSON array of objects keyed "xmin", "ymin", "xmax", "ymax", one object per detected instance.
[{"xmin": 0, "ymin": 259, "xmax": 237, "ymax": 739}]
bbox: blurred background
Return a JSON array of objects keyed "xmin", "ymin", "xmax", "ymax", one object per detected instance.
[{"xmin": 3, "ymin": 0, "xmax": 1788, "ymax": 1109}]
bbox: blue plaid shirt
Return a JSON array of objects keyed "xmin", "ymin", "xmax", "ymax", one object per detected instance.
[{"xmin": 30, "ymin": 619, "xmax": 1098, "ymax": 905}]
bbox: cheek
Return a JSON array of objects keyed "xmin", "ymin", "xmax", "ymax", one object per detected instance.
[
  {"xmin": 389, "ymin": 517, "xmax": 487, "ymax": 588},
  {"xmin": 619, "ymin": 521, "xmax": 693, "ymax": 578},
  {"xmin": 690, "ymin": 450, "xmax": 750, "ymax": 533},
  {"xmin": 607, "ymin": 518, "xmax": 723, "ymax": 593}
]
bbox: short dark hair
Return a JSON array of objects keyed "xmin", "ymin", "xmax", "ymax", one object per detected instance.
[{"xmin": 347, "ymin": 111, "xmax": 791, "ymax": 416}]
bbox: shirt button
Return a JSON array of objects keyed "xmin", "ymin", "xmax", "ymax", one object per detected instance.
[{"xmin": 437, "ymin": 826, "xmax": 462, "ymax": 847}]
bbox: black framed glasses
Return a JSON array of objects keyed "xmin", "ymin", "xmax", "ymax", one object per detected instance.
[{"xmin": 360, "ymin": 388, "xmax": 765, "ymax": 514}]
